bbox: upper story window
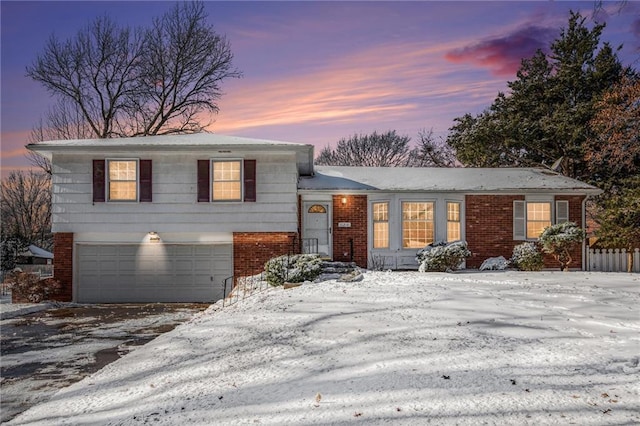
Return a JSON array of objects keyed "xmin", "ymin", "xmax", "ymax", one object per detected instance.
[
  {"xmin": 108, "ymin": 160, "xmax": 138, "ymax": 201},
  {"xmin": 447, "ymin": 201, "xmax": 461, "ymax": 242},
  {"xmin": 93, "ymin": 159, "xmax": 152, "ymax": 203},
  {"xmin": 197, "ymin": 159, "xmax": 256, "ymax": 203},
  {"xmin": 212, "ymin": 160, "xmax": 241, "ymax": 201},
  {"xmin": 402, "ymin": 201, "xmax": 434, "ymax": 249},
  {"xmin": 372, "ymin": 202, "xmax": 389, "ymax": 249}
]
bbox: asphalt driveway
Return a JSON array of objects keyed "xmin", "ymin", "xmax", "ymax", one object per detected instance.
[{"xmin": 0, "ymin": 303, "xmax": 208, "ymax": 423}]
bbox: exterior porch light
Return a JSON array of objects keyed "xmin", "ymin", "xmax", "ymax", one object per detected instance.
[
  {"xmin": 149, "ymin": 231, "xmax": 161, "ymax": 243},
  {"xmin": 341, "ymin": 196, "xmax": 347, "ymax": 205}
]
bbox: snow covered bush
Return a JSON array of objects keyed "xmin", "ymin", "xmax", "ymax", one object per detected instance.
[
  {"xmin": 264, "ymin": 254, "xmax": 322, "ymax": 286},
  {"xmin": 539, "ymin": 222, "xmax": 585, "ymax": 271},
  {"xmin": 510, "ymin": 242, "xmax": 544, "ymax": 271},
  {"xmin": 7, "ymin": 270, "xmax": 61, "ymax": 303},
  {"xmin": 416, "ymin": 241, "xmax": 471, "ymax": 272},
  {"xmin": 479, "ymin": 256, "xmax": 509, "ymax": 271}
]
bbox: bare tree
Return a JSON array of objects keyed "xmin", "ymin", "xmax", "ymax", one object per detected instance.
[
  {"xmin": 27, "ymin": 99, "xmax": 97, "ymax": 173},
  {"xmin": 316, "ymin": 129, "xmax": 458, "ymax": 167},
  {"xmin": 316, "ymin": 131, "xmax": 413, "ymax": 167},
  {"xmin": 0, "ymin": 171, "xmax": 52, "ymax": 256},
  {"xmin": 26, "ymin": 16, "xmax": 143, "ymax": 139},
  {"xmin": 124, "ymin": 1, "xmax": 241, "ymax": 136},
  {"xmin": 26, "ymin": 1, "xmax": 241, "ymax": 141},
  {"xmin": 409, "ymin": 129, "xmax": 458, "ymax": 167}
]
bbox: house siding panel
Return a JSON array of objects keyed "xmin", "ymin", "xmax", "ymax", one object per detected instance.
[{"xmin": 50, "ymin": 152, "xmax": 299, "ymax": 234}]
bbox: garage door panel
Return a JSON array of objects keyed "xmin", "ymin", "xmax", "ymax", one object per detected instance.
[{"xmin": 77, "ymin": 244, "xmax": 233, "ymax": 303}]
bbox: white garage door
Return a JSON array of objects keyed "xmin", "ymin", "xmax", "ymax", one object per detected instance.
[{"xmin": 77, "ymin": 244, "xmax": 233, "ymax": 303}]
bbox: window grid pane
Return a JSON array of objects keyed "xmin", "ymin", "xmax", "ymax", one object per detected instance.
[
  {"xmin": 212, "ymin": 161, "xmax": 241, "ymax": 201},
  {"xmin": 108, "ymin": 160, "xmax": 137, "ymax": 201},
  {"xmin": 526, "ymin": 202, "xmax": 551, "ymax": 239},
  {"xmin": 373, "ymin": 222, "xmax": 389, "ymax": 249},
  {"xmin": 372, "ymin": 202, "xmax": 389, "ymax": 249},
  {"xmin": 447, "ymin": 202, "xmax": 461, "ymax": 242},
  {"xmin": 402, "ymin": 202, "xmax": 434, "ymax": 248}
]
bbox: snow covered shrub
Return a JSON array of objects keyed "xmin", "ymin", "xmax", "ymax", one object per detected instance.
[
  {"xmin": 510, "ymin": 242, "xmax": 543, "ymax": 271},
  {"xmin": 264, "ymin": 254, "xmax": 322, "ymax": 286},
  {"xmin": 479, "ymin": 256, "xmax": 509, "ymax": 271},
  {"xmin": 416, "ymin": 241, "xmax": 471, "ymax": 272},
  {"xmin": 539, "ymin": 222, "xmax": 585, "ymax": 271},
  {"xmin": 8, "ymin": 271, "xmax": 61, "ymax": 303}
]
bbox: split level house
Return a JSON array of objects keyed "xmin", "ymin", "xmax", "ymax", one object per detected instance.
[{"xmin": 27, "ymin": 134, "xmax": 601, "ymax": 303}]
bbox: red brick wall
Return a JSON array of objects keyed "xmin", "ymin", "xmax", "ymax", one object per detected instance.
[
  {"xmin": 465, "ymin": 195, "xmax": 585, "ymax": 269},
  {"xmin": 53, "ymin": 232, "xmax": 73, "ymax": 301},
  {"xmin": 233, "ymin": 232, "xmax": 299, "ymax": 280},
  {"xmin": 332, "ymin": 195, "xmax": 368, "ymax": 267}
]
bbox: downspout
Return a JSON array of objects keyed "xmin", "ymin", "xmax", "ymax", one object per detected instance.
[{"xmin": 582, "ymin": 195, "xmax": 589, "ymax": 271}]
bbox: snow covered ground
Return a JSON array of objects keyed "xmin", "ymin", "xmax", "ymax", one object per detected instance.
[{"xmin": 8, "ymin": 271, "xmax": 640, "ymax": 425}]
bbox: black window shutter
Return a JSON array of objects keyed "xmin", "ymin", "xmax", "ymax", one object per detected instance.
[
  {"xmin": 244, "ymin": 159, "xmax": 256, "ymax": 202},
  {"xmin": 93, "ymin": 160, "xmax": 106, "ymax": 202},
  {"xmin": 139, "ymin": 160, "xmax": 152, "ymax": 202},
  {"xmin": 197, "ymin": 160, "xmax": 210, "ymax": 202}
]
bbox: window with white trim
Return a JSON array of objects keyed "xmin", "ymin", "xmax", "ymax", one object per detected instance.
[
  {"xmin": 514, "ymin": 200, "xmax": 552, "ymax": 240},
  {"xmin": 556, "ymin": 200, "xmax": 569, "ymax": 223},
  {"xmin": 447, "ymin": 201, "xmax": 461, "ymax": 242},
  {"xmin": 212, "ymin": 160, "xmax": 241, "ymax": 201},
  {"xmin": 402, "ymin": 201, "xmax": 434, "ymax": 249},
  {"xmin": 107, "ymin": 159, "xmax": 138, "ymax": 201},
  {"xmin": 372, "ymin": 202, "xmax": 389, "ymax": 249}
]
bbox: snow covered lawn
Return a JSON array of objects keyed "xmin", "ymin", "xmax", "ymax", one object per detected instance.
[{"xmin": 9, "ymin": 271, "xmax": 640, "ymax": 425}]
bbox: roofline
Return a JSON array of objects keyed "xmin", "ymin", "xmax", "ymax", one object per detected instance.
[{"xmin": 297, "ymin": 188, "xmax": 603, "ymax": 195}]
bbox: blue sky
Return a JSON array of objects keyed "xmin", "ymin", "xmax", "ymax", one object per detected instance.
[{"xmin": 1, "ymin": 1, "xmax": 639, "ymax": 175}]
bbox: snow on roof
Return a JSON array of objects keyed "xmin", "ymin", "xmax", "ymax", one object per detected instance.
[
  {"xmin": 26, "ymin": 133, "xmax": 310, "ymax": 150},
  {"xmin": 299, "ymin": 166, "xmax": 601, "ymax": 193},
  {"xmin": 27, "ymin": 133, "xmax": 315, "ymax": 175},
  {"xmin": 20, "ymin": 245, "xmax": 54, "ymax": 259}
]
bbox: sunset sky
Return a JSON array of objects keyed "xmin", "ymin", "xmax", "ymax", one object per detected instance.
[{"xmin": 1, "ymin": 1, "xmax": 639, "ymax": 176}]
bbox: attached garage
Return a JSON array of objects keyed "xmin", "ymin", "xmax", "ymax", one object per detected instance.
[{"xmin": 77, "ymin": 244, "xmax": 233, "ymax": 303}]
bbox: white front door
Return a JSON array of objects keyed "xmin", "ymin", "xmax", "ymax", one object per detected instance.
[{"xmin": 303, "ymin": 202, "xmax": 331, "ymax": 257}]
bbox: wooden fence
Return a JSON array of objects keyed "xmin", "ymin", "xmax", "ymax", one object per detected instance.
[{"xmin": 586, "ymin": 248, "xmax": 640, "ymax": 273}]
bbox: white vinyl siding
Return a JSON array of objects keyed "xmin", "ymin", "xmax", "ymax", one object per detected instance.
[{"xmin": 50, "ymin": 152, "xmax": 299, "ymax": 234}]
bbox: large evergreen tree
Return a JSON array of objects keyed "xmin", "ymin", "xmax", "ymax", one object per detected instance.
[{"xmin": 446, "ymin": 11, "xmax": 629, "ymax": 181}]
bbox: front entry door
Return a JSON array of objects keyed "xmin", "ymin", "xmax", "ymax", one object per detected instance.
[{"xmin": 303, "ymin": 202, "xmax": 331, "ymax": 257}]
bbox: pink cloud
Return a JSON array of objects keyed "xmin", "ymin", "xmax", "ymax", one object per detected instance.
[
  {"xmin": 212, "ymin": 39, "xmax": 505, "ymax": 140},
  {"xmin": 445, "ymin": 25, "xmax": 555, "ymax": 77}
]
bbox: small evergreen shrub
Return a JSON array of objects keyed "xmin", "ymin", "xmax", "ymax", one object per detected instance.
[
  {"xmin": 8, "ymin": 271, "xmax": 62, "ymax": 303},
  {"xmin": 539, "ymin": 222, "xmax": 585, "ymax": 271},
  {"xmin": 264, "ymin": 254, "xmax": 322, "ymax": 286},
  {"xmin": 416, "ymin": 241, "xmax": 471, "ymax": 272},
  {"xmin": 511, "ymin": 242, "xmax": 544, "ymax": 271}
]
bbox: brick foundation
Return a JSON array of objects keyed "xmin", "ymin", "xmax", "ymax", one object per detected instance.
[
  {"xmin": 233, "ymin": 232, "xmax": 299, "ymax": 280},
  {"xmin": 465, "ymin": 195, "xmax": 585, "ymax": 270},
  {"xmin": 332, "ymin": 195, "xmax": 368, "ymax": 268},
  {"xmin": 53, "ymin": 232, "xmax": 73, "ymax": 301}
]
